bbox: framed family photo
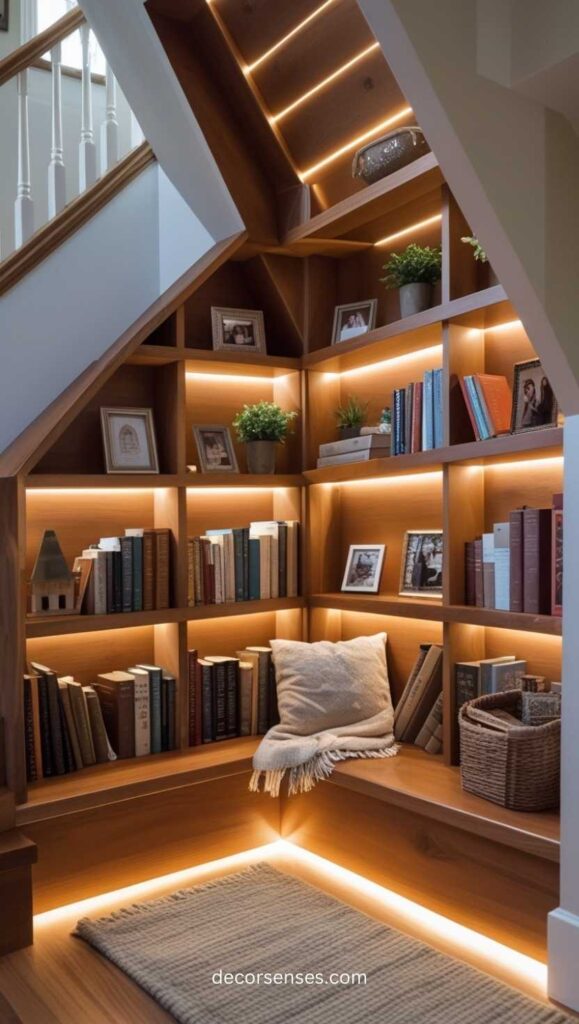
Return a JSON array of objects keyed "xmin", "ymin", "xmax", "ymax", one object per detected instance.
[
  {"xmin": 511, "ymin": 358, "xmax": 558, "ymax": 434},
  {"xmin": 211, "ymin": 307, "xmax": 266, "ymax": 354},
  {"xmin": 341, "ymin": 544, "xmax": 386, "ymax": 593},
  {"xmin": 0, "ymin": 0, "xmax": 8, "ymax": 31},
  {"xmin": 399, "ymin": 530, "xmax": 443, "ymax": 597},
  {"xmin": 100, "ymin": 407, "xmax": 160, "ymax": 474},
  {"xmin": 193, "ymin": 425, "xmax": 239, "ymax": 473},
  {"xmin": 332, "ymin": 300, "xmax": 377, "ymax": 345}
]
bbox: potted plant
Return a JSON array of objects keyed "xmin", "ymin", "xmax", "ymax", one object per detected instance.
[
  {"xmin": 335, "ymin": 396, "xmax": 368, "ymax": 439},
  {"xmin": 461, "ymin": 235, "xmax": 499, "ymax": 288},
  {"xmin": 233, "ymin": 401, "xmax": 297, "ymax": 474},
  {"xmin": 380, "ymin": 243, "xmax": 442, "ymax": 318}
]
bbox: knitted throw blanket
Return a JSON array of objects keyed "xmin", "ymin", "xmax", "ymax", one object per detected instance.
[{"xmin": 250, "ymin": 633, "xmax": 398, "ymax": 797}]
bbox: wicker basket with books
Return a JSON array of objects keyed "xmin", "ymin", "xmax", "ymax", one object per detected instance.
[{"xmin": 459, "ymin": 690, "xmax": 560, "ymax": 811}]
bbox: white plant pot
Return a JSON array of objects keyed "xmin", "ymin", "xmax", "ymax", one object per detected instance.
[{"xmin": 399, "ymin": 282, "xmax": 432, "ymax": 318}]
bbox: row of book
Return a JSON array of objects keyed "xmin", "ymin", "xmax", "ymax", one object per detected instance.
[
  {"xmin": 187, "ymin": 646, "xmax": 279, "ymax": 744},
  {"xmin": 74, "ymin": 528, "xmax": 171, "ymax": 615},
  {"xmin": 459, "ymin": 372, "xmax": 512, "ymax": 440},
  {"xmin": 24, "ymin": 661, "xmax": 177, "ymax": 781},
  {"xmin": 455, "ymin": 656, "xmax": 560, "ymax": 711},
  {"xmin": 465, "ymin": 494, "xmax": 562, "ymax": 616},
  {"xmin": 394, "ymin": 643, "xmax": 443, "ymax": 754},
  {"xmin": 187, "ymin": 521, "xmax": 299, "ymax": 605},
  {"xmin": 316, "ymin": 429, "xmax": 391, "ymax": 469},
  {"xmin": 392, "ymin": 368, "xmax": 443, "ymax": 456}
]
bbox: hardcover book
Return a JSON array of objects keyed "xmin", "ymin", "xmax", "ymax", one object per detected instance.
[
  {"xmin": 94, "ymin": 671, "xmax": 135, "ymax": 759},
  {"xmin": 522, "ymin": 507, "xmax": 552, "ymax": 614}
]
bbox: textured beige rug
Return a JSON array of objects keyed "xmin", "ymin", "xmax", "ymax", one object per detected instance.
[{"xmin": 76, "ymin": 865, "xmax": 571, "ymax": 1024}]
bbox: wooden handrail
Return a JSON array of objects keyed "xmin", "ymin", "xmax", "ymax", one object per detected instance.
[{"xmin": 0, "ymin": 7, "xmax": 85, "ymax": 88}]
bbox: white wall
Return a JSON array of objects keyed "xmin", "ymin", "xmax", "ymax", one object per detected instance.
[{"xmin": 0, "ymin": 162, "xmax": 214, "ymax": 452}]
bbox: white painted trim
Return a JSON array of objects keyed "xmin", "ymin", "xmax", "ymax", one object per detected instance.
[{"xmin": 548, "ymin": 908, "xmax": 579, "ymax": 1010}]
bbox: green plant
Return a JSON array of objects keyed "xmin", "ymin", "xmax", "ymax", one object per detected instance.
[
  {"xmin": 380, "ymin": 243, "xmax": 442, "ymax": 289},
  {"xmin": 461, "ymin": 235, "xmax": 488, "ymax": 262},
  {"xmin": 335, "ymin": 396, "xmax": 368, "ymax": 429},
  {"xmin": 233, "ymin": 401, "xmax": 297, "ymax": 443}
]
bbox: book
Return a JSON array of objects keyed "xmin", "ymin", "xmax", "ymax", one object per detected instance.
[
  {"xmin": 119, "ymin": 535, "xmax": 133, "ymax": 613},
  {"xmin": 460, "ymin": 377, "xmax": 490, "ymax": 440},
  {"xmin": 162, "ymin": 672, "xmax": 177, "ymax": 750},
  {"xmin": 509, "ymin": 508, "xmax": 524, "ymax": 613},
  {"xmin": 187, "ymin": 648, "xmax": 200, "ymax": 746},
  {"xmin": 30, "ymin": 663, "xmax": 66, "ymax": 776},
  {"xmin": 415, "ymin": 691, "xmax": 443, "ymax": 754},
  {"xmin": 124, "ymin": 530, "xmax": 144, "ymax": 613},
  {"xmin": 482, "ymin": 532, "xmax": 495, "ymax": 609},
  {"xmin": 143, "ymin": 529, "xmax": 155, "ymax": 611},
  {"xmin": 131, "ymin": 667, "xmax": 151, "ymax": 757},
  {"xmin": 199, "ymin": 660, "xmax": 214, "ymax": 743},
  {"xmin": 479, "ymin": 656, "xmax": 516, "ymax": 695},
  {"xmin": 286, "ymin": 521, "xmax": 299, "ymax": 598},
  {"xmin": 66, "ymin": 680, "xmax": 96, "ymax": 766},
  {"xmin": 422, "ymin": 369, "xmax": 434, "ymax": 451},
  {"xmin": 135, "ymin": 664, "xmax": 163, "ymax": 754},
  {"xmin": 552, "ymin": 493, "xmax": 563, "ymax": 616},
  {"xmin": 236, "ymin": 649, "xmax": 259, "ymax": 734},
  {"xmin": 210, "ymin": 659, "xmax": 227, "ymax": 741},
  {"xmin": 474, "ymin": 537, "xmax": 483, "ymax": 607},
  {"xmin": 153, "ymin": 528, "xmax": 170, "ymax": 609},
  {"xmin": 36, "ymin": 672, "xmax": 53, "ymax": 777},
  {"xmin": 404, "ymin": 384, "xmax": 413, "ymax": 456},
  {"xmin": 25, "ymin": 674, "xmax": 43, "ymax": 780},
  {"xmin": 489, "ymin": 659, "xmax": 527, "ymax": 693},
  {"xmin": 248, "ymin": 538, "xmax": 261, "ymax": 601},
  {"xmin": 242, "ymin": 647, "xmax": 272, "ymax": 734},
  {"xmin": 318, "ymin": 435, "xmax": 392, "ymax": 458},
  {"xmin": 411, "ymin": 381, "xmax": 423, "ymax": 454},
  {"xmin": 250, "ymin": 523, "xmax": 280, "ymax": 599},
  {"xmin": 206, "ymin": 656, "xmax": 238, "ymax": 738},
  {"xmin": 394, "ymin": 645, "xmax": 442, "ymax": 742},
  {"xmin": 433, "ymin": 368, "xmax": 444, "ymax": 449},
  {"xmin": 57, "ymin": 679, "xmax": 83, "ymax": 771},
  {"xmin": 238, "ymin": 661, "xmax": 254, "ymax": 737},
  {"xmin": 476, "ymin": 374, "xmax": 512, "ymax": 435},
  {"xmin": 84, "ymin": 685, "xmax": 114, "ymax": 763},
  {"xmin": 493, "ymin": 522, "xmax": 510, "ymax": 611},
  {"xmin": 317, "ymin": 449, "xmax": 388, "ymax": 468},
  {"xmin": 23, "ymin": 675, "xmax": 38, "ymax": 781},
  {"xmin": 83, "ymin": 548, "xmax": 107, "ymax": 615},
  {"xmin": 522, "ymin": 507, "xmax": 552, "ymax": 614},
  {"xmin": 393, "ymin": 645, "xmax": 429, "ymax": 728},
  {"xmin": 94, "ymin": 671, "xmax": 135, "ymax": 758},
  {"xmin": 465, "ymin": 540, "xmax": 476, "ymax": 606},
  {"xmin": 454, "ymin": 662, "xmax": 480, "ymax": 710}
]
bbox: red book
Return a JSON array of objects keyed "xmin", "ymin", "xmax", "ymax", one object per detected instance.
[
  {"xmin": 552, "ymin": 493, "xmax": 563, "ymax": 616},
  {"xmin": 476, "ymin": 374, "xmax": 512, "ymax": 435},
  {"xmin": 509, "ymin": 509, "xmax": 524, "ymax": 613},
  {"xmin": 523, "ymin": 508, "xmax": 552, "ymax": 615},
  {"xmin": 411, "ymin": 382, "xmax": 423, "ymax": 453}
]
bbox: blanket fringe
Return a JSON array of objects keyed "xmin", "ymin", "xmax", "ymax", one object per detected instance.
[{"xmin": 250, "ymin": 745, "xmax": 399, "ymax": 797}]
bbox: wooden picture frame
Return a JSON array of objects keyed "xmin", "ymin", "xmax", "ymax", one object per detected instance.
[
  {"xmin": 511, "ymin": 358, "xmax": 558, "ymax": 434},
  {"xmin": 399, "ymin": 530, "xmax": 443, "ymax": 597},
  {"xmin": 332, "ymin": 299, "xmax": 377, "ymax": 345},
  {"xmin": 341, "ymin": 544, "xmax": 385, "ymax": 593},
  {"xmin": 193, "ymin": 425, "xmax": 239, "ymax": 473},
  {"xmin": 100, "ymin": 407, "xmax": 160, "ymax": 474},
  {"xmin": 211, "ymin": 307, "xmax": 266, "ymax": 354},
  {"xmin": 0, "ymin": 0, "xmax": 8, "ymax": 31}
]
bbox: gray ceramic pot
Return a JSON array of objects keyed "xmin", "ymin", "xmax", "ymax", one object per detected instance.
[
  {"xmin": 246, "ymin": 440, "xmax": 276, "ymax": 474},
  {"xmin": 399, "ymin": 282, "xmax": 432, "ymax": 318}
]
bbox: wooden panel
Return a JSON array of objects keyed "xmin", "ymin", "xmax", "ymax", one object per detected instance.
[
  {"xmin": 0, "ymin": 864, "xmax": 34, "ymax": 955},
  {"xmin": 0, "ymin": 478, "xmax": 27, "ymax": 803},
  {"xmin": 444, "ymin": 463, "xmax": 484, "ymax": 606},
  {"xmin": 186, "ymin": 609, "xmax": 303, "ymax": 658},
  {"xmin": 26, "ymin": 625, "xmax": 157, "ymax": 687},
  {"xmin": 25, "ymin": 772, "xmax": 279, "ymax": 912},
  {"xmin": 186, "ymin": 487, "xmax": 283, "ymax": 535},
  {"xmin": 282, "ymin": 782, "xmax": 558, "ymax": 960},
  {"xmin": 483, "ymin": 457, "xmax": 563, "ymax": 530}
]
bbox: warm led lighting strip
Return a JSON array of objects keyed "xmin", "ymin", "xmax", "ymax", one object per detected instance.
[
  {"xmin": 374, "ymin": 213, "xmax": 442, "ymax": 249},
  {"xmin": 325, "ymin": 343, "xmax": 443, "ymax": 381},
  {"xmin": 34, "ymin": 838, "xmax": 547, "ymax": 997},
  {"xmin": 29, "ymin": 488, "xmax": 156, "ymax": 496},
  {"xmin": 271, "ymin": 43, "xmax": 380, "ymax": 123},
  {"xmin": 187, "ymin": 486, "xmax": 294, "ymax": 495},
  {"xmin": 484, "ymin": 455, "xmax": 563, "ymax": 472},
  {"xmin": 245, "ymin": 0, "xmax": 336, "ymax": 74},
  {"xmin": 321, "ymin": 470, "xmax": 443, "ymax": 490},
  {"xmin": 186, "ymin": 372, "xmax": 291, "ymax": 385},
  {"xmin": 300, "ymin": 106, "xmax": 412, "ymax": 180},
  {"xmin": 485, "ymin": 319, "xmax": 523, "ymax": 334}
]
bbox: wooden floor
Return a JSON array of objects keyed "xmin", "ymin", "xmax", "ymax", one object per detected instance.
[{"xmin": 0, "ymin": 840, "xmax": 573, "ymax": 1024}]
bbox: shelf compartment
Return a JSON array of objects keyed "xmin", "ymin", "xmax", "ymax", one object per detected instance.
[
  {"xmin": 310, "ymin": 592, "xmax": 445, "ymax": 622},
  {"xmin": 185, "ymin": 473, "xmax": 305, "ymax": 488}
]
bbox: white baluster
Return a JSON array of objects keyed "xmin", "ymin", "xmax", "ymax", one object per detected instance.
[
  {"xmin": 100, "ymin": 63, "xmax": 119, "ymax": 174},
  {"xmin": 130, "ymin": 110, "xmax": 145, "ymax": 149},
  {"xmin": 79, "ymin": 23, "xmax": 97, "ymax": 191},
  {"xmin": 14, "ymin": 70, "xmax": 34, "ymax": 249},
  {"xmin": 48, "ymin": 43, "xmax": 66, "ymax": 218},
  {"xmin": 20, "ymin": 0, "xmax": 38, "ymax": 44}
]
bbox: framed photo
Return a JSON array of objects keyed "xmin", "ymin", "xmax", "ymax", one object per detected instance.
[
  {"xmin": 341, "ymin": 544, "xmax": 386, "ymax": 593},
  {"xmin": 193, "ymin": 425, "xmax": 239, "ymax": 473},
  {"xmin": 211, "ymin": 307, "xmax": 266, "ymax": 354},
  {"xmin": 100, "ymin": 407, "xmax": 159, "ymax": 474},
  {"xmin": 511, "ymin": 358, "xmax": 558, "ymax": 433},
  {"xmin": 0, "ymin": 1, "xmax": 8, "ymax": 31},
  {"xmin": 399, "ymin": 530, "xmax": 443, "ymax": 597},
  {"xmin": 332, "ymin": 300, "xmax": 377, "ymax": 345}
]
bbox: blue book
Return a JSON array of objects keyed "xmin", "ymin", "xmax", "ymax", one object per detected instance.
[
  {"xmin": 393, "ymin": 388, "xmax": 404, "ymax": 456},
  {"xmin": 136, "ymin": 664, "xmax": 163, "ymax": 754},
  {"xmin": 422, "ymin": 369, "xmax": 434, "ymax": 450},
  {"xmin": 248, "ymin": 538, "xmax": 261, "ymax": 600},
  {"xmin": 465, "ymin": 376, "xmax": 491, "ymax": 439},
  {"xmin": 433, "ymin": 368, "xmax": 444, "ymax": 448}
]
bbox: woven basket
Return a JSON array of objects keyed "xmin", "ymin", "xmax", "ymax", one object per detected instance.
[
  {"xmin": 352, "ymin": 126, "xmax": 430, "ymax": 185},
  {"xmin": 459, "ymin": 690, "xmax": 560, "ymax": 811}
]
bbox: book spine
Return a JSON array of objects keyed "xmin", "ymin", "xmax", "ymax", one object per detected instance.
[
  {"xmin": 238, "ymin": 665, "xmax": 252, "ymax": 737},
  {"xmin": 69, "ymin": 685, "xmax": 96, "ymax": 766},
  {"xmin": 84, "ymin": 690, "xmax": 110, "ymax": 763},
  {"xmin": 58, "ymin": 682, "xmax": 83, "ymax": 770},
  {"xmin": 267, "ymin": 658, "xmax": 279, "ymax": 729},
  {"xmin": 94, "ymin": 682, "xmax": 134, "ymax": 758},
  {"xmin": 161, "ymin": 675, "xmax": 169, "ymax": 750},
  {"xmin": 120, "ymin": 537, "xmax": 133, "ymax": 613},
  {"xmin": 459, "ymin": 376, "xmax": 481, "ymax": 440},
  {"xmin": 188, "ymin": 649, "xmax": 198, "ymax": 746},
  {"xmin": 393, "ymin": 388, "xmax": 403, "ymax": 456},
  {"xmin": 415, "ymin": 691, "xmax": 443, "ymax": 750},
  {"xmin": 23, "ymin": 678, "xmax": 37, "ymax": 781},
  {"xmin": 149, "ymin": 670, "xmax": 163, "ymax": 755},
  {"xmin": 509, "ymin": 509, "xmax": 524, "ymax": 613},
  {"xmin": 411, "ymin": 381, "xmax": 423, "ymax": 453},
  {"xmin": 474, "ymin": 538, "xmax": 483, "ymax": 608},
  {"xmin": 58, "ymin": 693, "xmax": 75, "ymax": 774},
  {"xmin": 201, "ymin": 665, "xmax": 213, "ymax": 743},
  {"xmin": 143, "ymin": 532, "xmax": 155, "ymax": 612},
  {"xmin": 465, "ymin": 377, "xmax": 491, "ymax": 440},
  {"xmin": 422, "ymin": 369, "xmax": 434, "ymax": 450},
  {"xmin": 132, "ymin": 535, "xmax": 143, "ymax": 613},
  {"xmin": 472, "ymin": 376, "xmax": 493, "ymax": 437},
  {"xmin": 278, "ymin": 524, "xmax": 287, "ymax": 599},
  {"xmin": 133, "ymin": 676, "xmax": 151, "ymax": 757},
  {"xmin": 233, "ymin": 530, "xmax": 244, "ymax": 602},
  {"xmin": 213, "ymin": 663, "xmax": 227, "ymax": 741},
  {"xmin": 465, "ymin": 541, "xmax": 476, "ymax": 606},
  {"xmin": 404, "ymin": 384, "xmax": 413, "ymax": 457},
  {"xmin": 242, "ymin": 528, "xmax": 250, "ymax": 601},
  {"xmin": 154, "ymin": 529, "xmax": 170, "ymax": 610},
  {"xmin": 94, "ymin": 553, "xmax": 107, "ymax": 615},
  {"xmin": 225, "ymin": 662, "xmax": 238, "ymax": 738},
  {"xmin": 187, "ymin": 539, "xmax": 195, "ymax": 607},
  {"xmin": 46, "ymin": 674, "xmax": 66, "ymax": 775},
  {"xmin": 455, "ymin": 664, "xmax": 479, "ymax": 710},
  {"xmin": 112, "ymin": 550, "xmax": 123, "ymax": 614},
  {"xmin": 523, "ymin": 508, "xmax": 552, "ymax": 614},
  {"xmin": 105, "ymin": 551, "xmax": 114, "ymax": 614},
  {"xmin": 552, "ymin": 506, "xmax": 563, "ymax": 616},
  {"xmin": 193, "ymin": 537, "xmax": 203, "ymax": 605},
  {"xmin": 248, "ymin": 538, "xmax": 261, "ymax": 601},
  {"xmin": 257, "ymin": 655, "xmax": 270, "ymax": 735},
  {"xmin": 37, "ymin": 675, "xmax": 53, "ymax": 777},
  {"xmin": 165, "ymin": 676, "xmax": 176, "ymax": 750}
]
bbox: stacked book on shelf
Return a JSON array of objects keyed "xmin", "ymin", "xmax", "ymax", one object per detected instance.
[
  {"xmin": 188, "ymin": 646, "xmax": 279, "ymax": 744},
  {"xmin": 459, "ymin": 373, "xmax": 512, "ymax": 441},
  {"xmin": 71, "ymin": 528, "xmax": 171, "ymax": 616},
  {"xmin": 455, "ymin": 657, "xmax": 558, "ymax": 712},
  {"xmin": 23, "ymin": 661, "xmax": 177, "ymax": 781},
  {"xmin": 316, "ymin": 429, "xmax": 391, "ymax": 469},
  {"xmin": 391, "ymin": 368, "xmax": 443, "ymax": 456},
  {"xmin": 394, "ymin": 643, "xmax": 443, "ymax": 754},
  {"xmin": 187, "ymin": 520, "xmax": 299, "ymax": 605},
  {"xmin": 464, "ymin": 494, "xmax": 562, "ymax": 616}
]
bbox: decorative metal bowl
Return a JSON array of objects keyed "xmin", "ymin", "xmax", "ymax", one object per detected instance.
[{"xmin": 352, "ymin": 126, "xmax": 430, "ymax": 185}]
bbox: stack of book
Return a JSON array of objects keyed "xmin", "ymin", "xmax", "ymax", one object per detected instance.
[
  {"xmin": 391, "ymin": 368, "xmax": 443, "ymax": 456},
  {"xmin": 464, "ymin": 494, "xmax": 562, "ymax": 615},
  {"xmin": 187, "ymin": 520, "xmax": 299, "ymax": 605},
  {"xmin": 23, "ymin": 660, "xmax": 177, "ymax": 781},
  {"xmin": 455, "ymin": 657, "xmax": 553, "ymax": 712},
  {"xmin": 394, "ymin": 643, "xmax": 443, "ymax": 754},
  {"xmin": 188, "ymin": 646, "xmax": 279, "ymax": 744},
  {"xmin": 316, "ymin": 430, "xmax": 391, "ymax": 469},
  {"xmin": 459, "ymin": 373, "xmax": 512, "ymax": 440},
  {"xmin": 73, "ymin": 528, "xmax": 171, "ymax": 615}
]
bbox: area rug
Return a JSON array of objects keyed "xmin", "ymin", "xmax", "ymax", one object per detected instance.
[{"xmin": 75, "ymin": 864, "xmax": 572, "ymax": 1024}]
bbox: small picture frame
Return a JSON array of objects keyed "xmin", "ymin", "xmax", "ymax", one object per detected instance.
[
  {"xmin": 100, "ymin": 407, "xmax": 159, "ymax": 474},
  {"xmin": 341, "ymin": 544, "xmax": 386, "ymax": 593},
  {"xmin": 332, "ymin": 300, "xmax": 377, "ymax": 345},
  {"xmin": 211, "ymin": 307, "xmax": 266, "ymax": 354},
  {"xmin": 193, "ymin": 425, "xmax": 239, "ymax": 473},
  {"xmin": 511, "ymin": 358, "xmax": 558, "ymax": 434},
  {"xmin": 399, "ymin": 530, "xmax": 443, "ymax": 597},
  {"xmin": 0, "ymin": 1, "xmax": 8, "ymax": 31}
]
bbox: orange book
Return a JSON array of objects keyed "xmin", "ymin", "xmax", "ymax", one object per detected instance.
[{"xmin": 476, "ymin": 374, "xmax": 512, "ymax": 435}]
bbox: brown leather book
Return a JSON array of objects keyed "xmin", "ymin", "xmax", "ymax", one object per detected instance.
[
  {"xmin": 509, "ymin": 509, "xmax": 524, "ymax": 613},
  {"xmin": 152, "ymin": 528, "xmax": 170, "ymax": 610},
  {"xmin": 523, "ymin": 507, "xmax": 552, "ymax": 614},
  {"xmin": 94, "ymin": 671, "xmax": 135, "ymax": 759},
  {"xmin": 476, "ymin": 374, "xmax": 512, "ymax": 435},
  {"xmin": 142, "ymin": 530, "xmax": 155, "ymax": 612}
]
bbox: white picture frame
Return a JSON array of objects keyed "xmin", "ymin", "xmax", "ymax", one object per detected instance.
[
  {"xmin": 332, "ymin": 299, "xmax": 377, "ymax": 345},
  {"xmin": 341, "ymin": 544, "xmax": 386, "ymax": 593}
]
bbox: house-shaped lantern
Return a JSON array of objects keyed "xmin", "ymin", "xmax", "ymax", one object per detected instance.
[{"xmin": 30, "ymin": 530, "xmax": 75, "ymax": 614}]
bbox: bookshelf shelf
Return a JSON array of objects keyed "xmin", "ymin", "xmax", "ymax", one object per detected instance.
[
  {"xmin": 310, "ymin": 593, "xmax": 446, "ymax": 623},
  {"xmin": 25, "ymin": 474, "xmax": 183, "ymax": 490},
  {"xmin": 185, "ymin": 474, "xmax": 305, "ymax": 489},
  {"xmin": 444, "ymin": 604, "xmax": 562, "ymax": 637}
]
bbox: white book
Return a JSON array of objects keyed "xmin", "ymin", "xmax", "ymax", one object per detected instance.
[
  {"xmin": 206, "ymin": 530, "xmax": 235, "ymax": 603},
  {"xmin": 128, "ymin": 667, "xmax": 150, "ymax": 757},
  {"xmin": 319, "ymin": 435, "xmax": 391, "ymax": 458},
  {"xmin": 81, "ymin": 547, "xmax": 107, "ymax": 615},
  {"xmin": 98, "ymin": 536, "xmax": 121, "ymax": 551},
  {"xmin": 493, "ymin": 521, "xmax": 510, "ymax": 611}
]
